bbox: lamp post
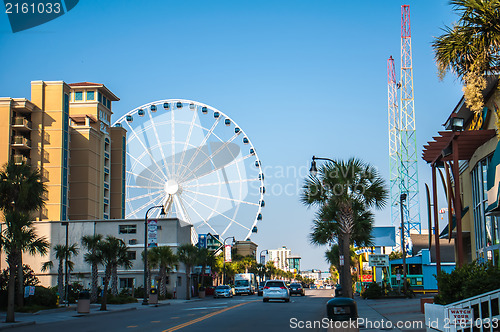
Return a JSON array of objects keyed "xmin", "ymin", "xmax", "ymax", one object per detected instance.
[
  {"xmin": 399, "ymin": 193, "xmax": 407, "ymax": 293},
  {"xmin": 223, "ymin": 236, "xmax": 235, "ymax": 285},
  {"xmin": 143, "ymin": 205, "xmax": 166, "ymax": 305},
  {"xmin": 259, "ymin": 249, "xmax": 268, "ymax": 284}
]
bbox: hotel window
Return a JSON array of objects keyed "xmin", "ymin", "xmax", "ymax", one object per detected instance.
[
  {"xmin": 471, "ymin": 156, "xmax": 500, "ymax": 258},
  {"xmin": 119, "ymin": 278, "xmax": 134, "ymax": 288},
  {"xmin": 127, "ymin": 251, "xmax": 136, "ymax": 260},
  {"xmin": 75, "ymin": 91, "xmax": 83, "ymax": 101},
  {"xmin": 87, "ymin": 91, "xmax": 95, "ymax": 101},
  {"xmin": 119, "ymin": 225, "xmax": 137, "ymax": 234},
  {"xmin": 98, "ymin": 91, "xmax": 102, "ymax": 103}
]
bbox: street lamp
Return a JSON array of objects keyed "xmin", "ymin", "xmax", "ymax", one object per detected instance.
[
  {"xmin": 143, "ymin": 205, "xmax": 166, "ymax": 305},
  {"xmin": 399, "ymin": 193, "xmax": 407, "ymax": 294},
  {"xmin": 223, "ymin": 236, "xmax": 235, "ymax": 285}
]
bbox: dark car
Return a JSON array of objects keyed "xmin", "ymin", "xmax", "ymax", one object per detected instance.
[{"xmin": 288, "ymin": 282, "xmax": 305, "ymax": 296}]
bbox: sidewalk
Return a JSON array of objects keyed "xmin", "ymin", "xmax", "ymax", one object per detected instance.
[
  {"xmin": 0, "ymin": 297, "xmax": 206, "ymax": 330},
  {"xmin": 356, "ymin": 294, "xmax": 430, "ymax": 331}
]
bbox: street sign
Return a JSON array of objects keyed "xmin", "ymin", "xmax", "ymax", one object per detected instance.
[
  {"xmin": 148, "ymin": 219, "xmax": 158, "ymax": 247},
  {"xmin": 363, "ymin": 262, "xmax": 371, "ymax": 271},
  {"xmin": 224, "ymin": 244, "xmax": 232, "ymax": 262},
  {"xmin": 396, "ymin": 273, "xmax": 401, "ymax": 281},
  {"xmin": 198, "ymin": 234, "xmax": 207, "ymax": 249},
  {"xmin": 448, "ymin": 308, "xmax": 473, "ymax": 326},
  {"xmin": 368, "ymin": 254, "xmax": 389, "ymax": 267}
]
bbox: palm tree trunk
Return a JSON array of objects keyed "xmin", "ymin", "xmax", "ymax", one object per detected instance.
[
  {"xmin": 6, "ymin": 253, "xmax": 18, "ymax": 323},
  {"xmin": 90, "ymin": 263, "xmax": 98, "ymax": 303},
  {"xmin": 100, "ymin": 266, "xmax": 111, "ymax": 311},
  {"xmin": 159, "ymin": 266, "xmax": 166, "ymax": 297},
  {"xmin": 58, "ymin": 260, "xmax": 64, "ymax": 303},
  {"xmin": 341, "ymin": 231, "xmax": 352, "ymax": 298},
  {"xmin": 111, "ymin": 264, "xmax": 118, "ymax": 296},
  {"xmin": 186, "ymin": 267, "xmax": 191, "ymax": 300},
  {"xmin": 16, "ymin": 252, "xmax": 23, "ymax": 307}
]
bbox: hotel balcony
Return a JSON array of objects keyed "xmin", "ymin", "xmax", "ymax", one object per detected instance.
[
  {"xmin": 13, "ymin": 154, "xmax": 30, "ymax": 165},
  {"xmin": 12, "ymin": 117, "xmax": 32, "ymax": 131},
  {"xmin": 12, "ymin": 136, "xmax": 31, "ymax": 149}
]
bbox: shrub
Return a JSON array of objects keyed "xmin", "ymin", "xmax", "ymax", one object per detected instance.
[
  {"xmin": 24, "ymin": 286, "xmax": 58, "ymax": 308},
  {"xmin": 434, "ymin": 261, "xmax": 500, "ymax": 305},
  {"xmin": 362, "ymin": 282, "xmax": 383, "ymax": 299}
]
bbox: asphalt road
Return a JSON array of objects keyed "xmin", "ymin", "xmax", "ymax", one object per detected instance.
[{"xmin": 13, "ymin": 289, "xmax": 333, "ymax": 332}]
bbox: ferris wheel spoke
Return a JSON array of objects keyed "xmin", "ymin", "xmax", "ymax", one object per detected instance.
[
  {"xmin": 182, "ymin": 192, "xmax": 250, "ymax": 231},
  {"xmin": 176, "ymin": 109, "xmax": 198, "ymax": 179},
  {"xmin": 179, "ymin": 132, "xmax": 240, "ymax": 183},
  {"xmin": 127, "ymin": 191, "xmax": 165, "ymax": 218},
  {"xmin": 183, "ymin": 177, "xmax": 258, "ymax": 189},
  {"xmin": 183, "ymin": 188, "xmax": 258, "ymax": 206},
  {"xmin": 180, "ymin": 195, "xmax": 219, "ymax": 234},
  {"xmin": 126, "ymin": 169, "xmax": 165, "ymax": 187},
  {"xmin": 178, "ymin": 118, "xmax": 221, "ymax": 180},
  {"xmin": 125, "ymin": 121, "xmax": 169, "ymax": 181},
  {"xmin": 147, "ymin": 109, "xmax": 172, "ymax": 179},
  {"xmin": 181, "ymin": 153, "xmax": 255, "ymax": 186},
  {"xmin": 126, "ymin": 189, "xmax": 164, "ymax": 202},
  {"xmin": 127, "ymin": 185, "xmax": 163, "ymax": 189},
  {"xmin": 171, "ymin": 103, "xmax": 175, "ymax": 175}
]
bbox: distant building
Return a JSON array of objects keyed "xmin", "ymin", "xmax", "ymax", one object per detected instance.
[
  {"xmin": 233, "ymin": 240, "xmax": 258, "ymax": 258},
  {"xmin": 268, "ymin": 246, "xmax": 291, "ymax": 270},
  {"xmin": 287, "ymin": 255, "xmax": 301, "ymax": 273}
]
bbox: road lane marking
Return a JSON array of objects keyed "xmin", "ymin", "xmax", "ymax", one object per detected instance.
[
  {"xmin": 163, "ymin": 301, "xmax": 257, "ymax": 332},
  {"xmin": 185, "ymin": 306, "xmax": 228, "ymax": 310},
  {"xmin": 151, "ymin": 321, "xmax": 161, "ymax": 323},
  {"xmin": 127, "ymin": 326, "xmax": 138, "ymax": 328}
]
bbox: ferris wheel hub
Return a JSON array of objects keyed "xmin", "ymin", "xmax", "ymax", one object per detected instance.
[{"xmin": 165, "ymin": 179, "xmax": 180, "ymax": 195}]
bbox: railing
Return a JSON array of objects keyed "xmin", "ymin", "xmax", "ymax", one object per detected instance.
[
  {"xmin": 12, "ymin": 136, "xmax": 31, "ymax": 148},
  {"xmin": 425, "ymin": 289, "xmax": 500, "ymax": 332},
  {"xmin": 13, "ymin": 154, "xmax": 29, "ymax": 165},
  {"xmin": 13, "ymin": 117, "xmax": 32, "ymax": 129}
]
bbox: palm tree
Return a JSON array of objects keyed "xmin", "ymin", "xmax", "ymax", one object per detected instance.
[
  {"xmin": 177, "ymin": 244, "xmax": 199, "ymax": 300},
  {"xmin": 302, "ymin": 158, "xmax": 387, "ymax": 298},
  {"xmin": 97, "ymin": 236, "xmax": 132, "ymax": 311},
  {"xmin": 432, "ymin": 0, "xmax": 500, "ymax": 113},
  {"xmin": 81, "ymin": 234, "xmax": 103, "ymax": 302},
  {"xmin": 0, "ymin": 161, "xmax": 47, "ymax": 310},
  {"xmin": 265, "ymin": 261, "xmax": 276, "ymax": 280},
  {"xmin": 0, "ymin": 211, "xmax": 49, "ymax": 322},
  {"xmin": 148, "ymin": 246, "xmax": 178, "ymax": 297},
  {"xmin": 110, "ymin": 242, "xmax": 130, "ymax": 296},
  {"xmin": 196, "ymin": 247, "xmax": 215, "ymax": 289},
  {"xmin": 41, "ymin": 243, "xmax": 79, "ymax": 302}
]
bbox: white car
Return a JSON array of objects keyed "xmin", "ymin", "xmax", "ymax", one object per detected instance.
[
  {"xmin": 214, "ymin": 285, "xmax": 233, "ymax": 298},
  {"xmin": 263, "ymin": 280, "xmax": 290, "ymax": 302}
]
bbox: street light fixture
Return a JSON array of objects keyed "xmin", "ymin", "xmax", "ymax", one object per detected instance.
[
  {"xmin": 142, "ymin": 205, "xmax": 166, "ymax": 305},
  {"xmin": 223, "ymin": 236, "xmax": 235, "ymax": 285}
]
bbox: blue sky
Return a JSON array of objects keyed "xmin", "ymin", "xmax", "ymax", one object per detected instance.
[{"xmin": 0, "ymin": 0, "xmax": 464, "ymax": 270}]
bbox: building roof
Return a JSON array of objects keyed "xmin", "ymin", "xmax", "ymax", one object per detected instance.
[
  {"xmin": 68, "ymin": 82, "xmax": 120, "ymax": 101},
  {"xmin": 410, "ymin": 234, "xmax": 456, "ymax": 263},
  {"xmin": 422, "ymin": 130, "xmax": 496, "ymax": 164}
]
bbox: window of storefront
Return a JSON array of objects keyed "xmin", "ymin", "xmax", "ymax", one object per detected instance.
[{"xmin": 471, "ymin": 156, "xmax": 500, "ymax": 261}]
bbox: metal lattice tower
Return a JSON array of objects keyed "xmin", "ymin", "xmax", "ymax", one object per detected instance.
[
  {"xmin": 387, "ymin": 56, "xmax": 401, "ymax": 235},
  {"xmin": 400, "ymin": 5, "xmax": 421, "ymax": 236},
  {"xmin": 387, "ymin": 5, "xmax": 421, "ymax": 250}
]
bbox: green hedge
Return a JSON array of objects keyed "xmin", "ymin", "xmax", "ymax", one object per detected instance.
[{"xmin": 435, "ymin": 261, "xmax": 500, "ymax": 305}]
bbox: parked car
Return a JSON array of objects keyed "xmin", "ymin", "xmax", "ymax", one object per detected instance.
[
  {"xmin": 214, "ymin": 285, "xmax": 233, "ymax": 298},
  {"xmin": 289, "ymin": 282, "xmax": 305, "ymax": 296},
  {"xmin": 258, "ymin": 284, "xmax": 264, "ymax": 296},
  {"xmin": 325, "ymin": 284, "xmax": 332, "ymax": 290},
  {"xmin": 310, "ymin": 284, "xmax": 317, "ymax": 289},
  {"xmin": 263, "ymin": 280, "xmax": 290, "ymax": 302}
]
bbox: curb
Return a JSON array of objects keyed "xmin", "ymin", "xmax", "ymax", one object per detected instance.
[
  {"xmin": 73, "ymin": 306, "xmax": 137, "ymax": 317},
  {"xmin": 0, "ymin": 321, "xmax": 35, "ymax": 331}
]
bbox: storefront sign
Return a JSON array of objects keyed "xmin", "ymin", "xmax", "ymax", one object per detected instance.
[
  {"xmin": 361, "ymin": 275, "xmax": 373, "ymax": 282},
  {"xmin": 369, "ymin": 254, "xmax": 389, "ymax": 267}
]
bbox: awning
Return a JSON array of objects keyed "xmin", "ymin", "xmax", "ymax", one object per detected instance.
[
  {"xmin": 422, "ymin": 130, "xmax": 496, "ymax": 164},
  {"xmin": 439, "ymin": 206, "xmax": 470, "ymax": 239},
  {"xmin": 486, "ymin": 140, "xmax": 500, "ymax": 215}
]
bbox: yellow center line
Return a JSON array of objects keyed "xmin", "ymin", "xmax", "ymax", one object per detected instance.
[
  {"xmin": 127, "ymin": 326, "xmax": 138, "ymax": 328},
  {"xmin": 163, "ymin": 300, "xmax": 258, "ymax": 332}
]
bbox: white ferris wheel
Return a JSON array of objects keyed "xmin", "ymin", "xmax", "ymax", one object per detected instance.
[{"xmin": 113, "ymin": 99, "xmax": 265, "ymax": 242}]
